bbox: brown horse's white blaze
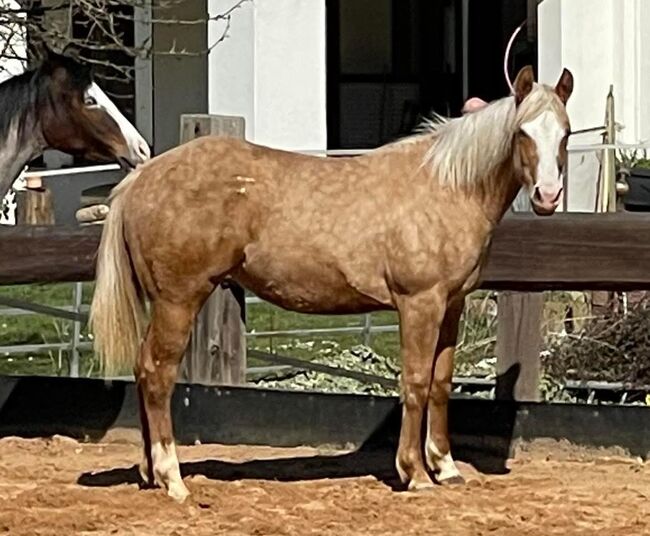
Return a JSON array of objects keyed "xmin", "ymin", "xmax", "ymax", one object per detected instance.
[
  {"xmin": 90, "ymin": 65, "xmax": 573, "ymax": 501},
  {"xmin": 83, "ymin": 82, "xmax": 151, "ymax": 167},
  {"xmin": 37, "ymin": 53, "xmax": 151, "ymax": 171},
  {"xmin": 0, "ymin": 46, "xmax": 150, "ymax": 202}
]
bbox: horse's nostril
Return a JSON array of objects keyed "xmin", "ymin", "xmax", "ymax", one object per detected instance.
[{"xmin": 534, "ymin": 186, "xmax": 562, "ymax": 206}]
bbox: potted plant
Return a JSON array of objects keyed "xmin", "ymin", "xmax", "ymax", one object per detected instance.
[{"xmin": 618, "ymin": 148, "xmax": 650, "ymax": 211}]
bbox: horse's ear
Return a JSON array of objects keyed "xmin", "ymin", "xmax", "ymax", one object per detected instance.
[
  {"xmin": 513, "ymin": 65, "xmax": 535, "ymax": 105},
  {"xmin": 61, "ymin": 41, "xmax": 82, "ymax": 59},
  {"xmin": 34, "ymin": 40, "xmax": 68, "ymax": 69},
  {"xmin": 38, "ymin": 40, "xmax": 82, "ymax": 65},
  {"xmin": 30, "ymin": 40, "xmax": 53, "ymax": 64},
  {"xmin": 555, "ymin": 68, "xmax": 574, "ymax": 105}
]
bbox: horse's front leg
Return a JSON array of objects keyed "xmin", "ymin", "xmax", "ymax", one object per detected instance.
[
  {"xmin": 395, "ymin": 287, "xmax": 447, "ymax": 491},
  {"xmin": 426, "ymin": 298, "xmax": 465, "ymax": 485}
]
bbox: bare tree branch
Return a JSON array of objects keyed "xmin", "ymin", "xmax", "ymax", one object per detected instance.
[{"xmin": 0, "ymin": 0, "xmax": 251, "ymax": 81}]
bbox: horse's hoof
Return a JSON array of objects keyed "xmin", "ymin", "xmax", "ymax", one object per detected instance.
[
  {"xmin": 407, "ymin": 476, "xmax": 436, "ymax": 492},
  {"xmin": 138, "ymin": 460, "xmax": 153, "ymax": 487},
  {"xmin": 167, "ymin": 481, "xmax": 191, "ymax": 503},
  {"xmin": 438, "ymin": 475, "xmax": 466, "ymax": 487}
]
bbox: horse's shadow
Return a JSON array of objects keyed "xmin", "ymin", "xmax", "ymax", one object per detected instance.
[
  {"xmin": 77, "ymin": 405, "xmax": 513, "ymax": 490},
  {"xmin": 77, "ymin": 448, "xmax": 403, "ymax": 489}
]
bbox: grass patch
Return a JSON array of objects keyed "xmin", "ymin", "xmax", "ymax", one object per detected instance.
[
  {"xmin": 2, "ymin": 284, "xmax": 639, "ymax": 403},
  {"xmin": 0, "ymin": 283, "xmax": 499, "ymax": 380},
  {"xmin": 2, "ymin": 284, "xmax": 573, "ymax": 387},
  {"xmin": 0, "ymin": 282, "xmax": 95, "ymax": 376}
]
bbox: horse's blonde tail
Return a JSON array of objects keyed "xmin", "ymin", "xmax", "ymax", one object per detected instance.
[{"xmin": 89, "ymin": 171, "xmax": 146, "ymax": 376}]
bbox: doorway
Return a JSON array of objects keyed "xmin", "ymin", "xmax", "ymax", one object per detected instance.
[{"xmin": 326, "ymin": 0, "xmax": 535, "ymax": 150}]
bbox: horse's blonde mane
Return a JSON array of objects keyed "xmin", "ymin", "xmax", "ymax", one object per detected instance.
[{"xmin": 421, "ymin": 84, "xmax": 565, "ymax": 189}]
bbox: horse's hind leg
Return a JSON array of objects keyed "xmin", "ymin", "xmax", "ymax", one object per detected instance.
[
  {"xmin": 135, "ymin": 293, "xmax": 209, "ymax": 502},
  {"xmin": 426, "ymin": 298, "xmax": 465, "ymax": 485}
]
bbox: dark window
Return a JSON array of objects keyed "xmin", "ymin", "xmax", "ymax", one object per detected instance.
[
  {"xmin": 71, "ymin": 3, "xmax": 136, "ymax": 166},
  {"xmin": 327, "ymin": 0, "xmax": 535, "ymax": 150}
]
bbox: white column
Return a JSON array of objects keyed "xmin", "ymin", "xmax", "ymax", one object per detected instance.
[
  {"xmin": 538, "ymin": 0, "xmax": 650, "ymax": 212},
  {"xmin": 134, "ymin": 4, "xmax": 153, "ymax": 146},
  {"xmin": 207, "ymin": 0, "xmax": 256, "ymax": 140},
  {"xmin": 253, "ymin": 0, "xmax": 326, "ymax": 151},
  {"xmin": 207, "ymin": 0, "xmax": 327, "ymax": 152}
]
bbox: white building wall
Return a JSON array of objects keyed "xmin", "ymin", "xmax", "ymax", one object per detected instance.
[
  {"xmin": 539, "ymin": 0, "xmax": 650, "ymax": 212},
  {"xmin": 207, "ymin": 0, "xmax": 256, "ymax": 140},
  {"xmin": 207, "ymin": 0, "xmax": 327, "ymax": 152}
]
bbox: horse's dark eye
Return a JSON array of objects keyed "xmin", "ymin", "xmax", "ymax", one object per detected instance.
[{"xmin": 84, "ymin": 95, "xmax": 97, "ymax": 106}]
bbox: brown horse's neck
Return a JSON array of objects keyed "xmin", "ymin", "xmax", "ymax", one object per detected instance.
[
  {"xmin": 0, "ymin": 117, "xmax": 47, "ymax": 200},
  {"xmin": 0, "ymin": 119, "xmax": 45, "ymax": 201},
  {"xmin": 0, "ymin": 69, "xmax": 47, "ymax": 200}
]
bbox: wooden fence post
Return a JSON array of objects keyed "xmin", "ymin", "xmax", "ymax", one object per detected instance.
[
  {"xmin": 177, "ymin": 114, "xmax": 247, "ymax": 386},
  {"xmin": 15, "ymin": 176, "xmax": 55, "ymax": 225},
  {"xmin": 495, "ymin": 198, "xmax": 544, "ymax": 402},
  {"xmin": 495, "ymin": 291, "xmax": 543, "ymax": 401}
]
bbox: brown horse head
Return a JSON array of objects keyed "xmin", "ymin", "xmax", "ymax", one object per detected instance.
[
  {"xmin": 511, "ymin": 65, "xmax": 573, "ymax": 215},
  {"xmin": 36, "ymin": 47, "xmax": 150, "ymax": 169}
]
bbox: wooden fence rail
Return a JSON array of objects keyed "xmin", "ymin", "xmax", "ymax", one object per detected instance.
[
  {"xmin": 4, "ymin": 212, "xmax": 650, "ymax": 289},
  {"xmin": 5, "ymin": 211, "xmax": 650, "ymax": 401}
]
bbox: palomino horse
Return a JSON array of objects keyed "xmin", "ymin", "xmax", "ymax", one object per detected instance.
[
  {"xmin": 0, "ymin": 46, "xmax": 150, "ymax": 201},
  {"xmin": 90, "ymin": 65, "xmax": 573, "ymax": 501}
]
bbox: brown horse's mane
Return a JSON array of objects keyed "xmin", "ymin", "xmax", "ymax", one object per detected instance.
[
  {"xmin": 0, "ymin": 52, "xmax": 91, "ymax": 145},
  {"xmin": 0, "ymin": 69, "xmax": 43, "ymax": 144}
]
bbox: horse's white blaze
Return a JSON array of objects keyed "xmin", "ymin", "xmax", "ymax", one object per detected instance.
[
  {"xmin": 521, "ymin": 109, "xmax": 566, "ymax": 200},
  {"xmin": 85, "ymin": 82, "xmax": 151, "ymax": 164},
  {"xmin": 151, "ymin": 441, "xmax": 189, "ymax": 502}
]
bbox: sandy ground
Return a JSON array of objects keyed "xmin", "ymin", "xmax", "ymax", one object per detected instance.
[{"xmin": 0, "ymin": 435, "xmax": 649, "ymax": 535}]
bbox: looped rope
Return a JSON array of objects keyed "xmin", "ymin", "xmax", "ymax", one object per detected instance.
[{"xmin": 504, "ymin": 20, "xmax": 526, "ymax": 94}]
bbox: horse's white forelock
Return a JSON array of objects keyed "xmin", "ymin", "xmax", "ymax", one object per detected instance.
[{"xmin": 419, "ymin": 83, "xmax": 564, "ymax": 190}]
